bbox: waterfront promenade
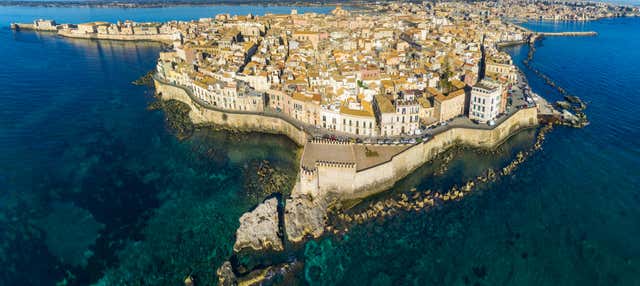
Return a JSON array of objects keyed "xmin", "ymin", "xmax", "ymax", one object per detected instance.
[{"xmin": 154, "ymin": 73, "xmax": 538, "ymax": 146}]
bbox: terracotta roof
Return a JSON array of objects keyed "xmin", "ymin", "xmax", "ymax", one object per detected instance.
[
  {"xmin": 292, "ymin": 92, "xmax": 320, "ymax": 103},
  {"xmin": 375, "ymin": 95, "xmax": 395, "ymax": 113},
  {"xmin": 435, "ymin": 88, "xmax": 465, "ymax": 102},
  {"xmin": 340, "ymin": 101, "xmax": 374, "ymax": 117},
  {"xmin": 417, "ymin": 97, "xmax": 433, "ymax": 108},
  {"xmin": 426, "ymin": 87, "xmax": 444, "ymax": 98},
  {"xmin": 451, "ymin": 79, "xmax": 466, "ymax": 90}
]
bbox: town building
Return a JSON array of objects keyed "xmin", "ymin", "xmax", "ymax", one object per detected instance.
[{"xmin": 469, "ymin": 80, "xmax": 503, "ymax": 123}]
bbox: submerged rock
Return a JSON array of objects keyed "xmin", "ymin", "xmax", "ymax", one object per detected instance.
[
  {"xmin": 33, "ymin": 202, "xmax": 105, "ymax": 268},
  {"xmin": 233, "ymin": 198, "xmax": 283, "ymax": 252},
  {"xmin": 148, "ymin": 99, "xmax": 194, "ymax": 140},
  {"xmin": 284, "ymin": 195, "xmax": 329, "ymax": 243},
  {"xmin": 132, "ymin": 70, "xmax": 154, "ymax": 86},
  {"xmin": 216, "ymin": 261, "xmax": 237, "ymax": 286}
]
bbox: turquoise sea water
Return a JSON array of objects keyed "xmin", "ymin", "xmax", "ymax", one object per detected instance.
[{"xmin": 0, "ymin": 6, "xmax": 639, "ymax": 285}]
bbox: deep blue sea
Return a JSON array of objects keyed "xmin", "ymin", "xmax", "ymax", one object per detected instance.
[{"xmin": 0, "ymin": 6, "xmax": 639, "ymax": 285}]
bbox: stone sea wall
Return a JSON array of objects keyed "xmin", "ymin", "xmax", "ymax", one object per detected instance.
[
  {"xmin": 58, "ymin": 30, "xmax": 175, "ymax": 43},
  {"xmin": 156, "ymin": 76, "xmax": 537, "ymax": 200},
  {"xmin": 338, "ymin": 107, "xmax": 538, "ymax": 200},
  {"xmin": 154, "ymin": 78, "xmax": 309, "ymax": 146}
]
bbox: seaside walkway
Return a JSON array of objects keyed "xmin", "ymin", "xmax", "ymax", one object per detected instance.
[{"xmin": 154, "ymin": 74, "xmax": 539, "ymax": 145}]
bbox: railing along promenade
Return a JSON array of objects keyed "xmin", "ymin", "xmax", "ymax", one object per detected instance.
[
  {"xmin": 153, "ymin": 74, "xmax": 537, "ymax": 143},
  {"xmin": 153, "ymin": 74, "xmax": 323, "ymax": 136}
]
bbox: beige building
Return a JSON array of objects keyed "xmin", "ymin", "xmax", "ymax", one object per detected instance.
[
  {"xmin": 486, "ymin": 61, "xmax": 517, "ymax": 82},
  {"xmin": 434, "ymin": 89, "xmax": 466, "ymax": 122},
  {"xmin": 417, "ymin": 96, "xmax": 437, "ymax": 126},
  {"xmin": 339, "ymin": 101, "xmax": 377, "ymax": 137},
  {"xmin": 374, "ymin": 95, "xmax": 396, "ymax": 137}
]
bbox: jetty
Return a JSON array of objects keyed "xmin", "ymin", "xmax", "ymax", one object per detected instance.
[{"xmin": 538, "ymin": 31, "xmax": 597, "ymax": 37}]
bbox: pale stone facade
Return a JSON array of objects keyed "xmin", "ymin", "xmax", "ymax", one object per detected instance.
[{"xmin": 470, "ymin": 80, "xmax": 503, "ymax": 123}]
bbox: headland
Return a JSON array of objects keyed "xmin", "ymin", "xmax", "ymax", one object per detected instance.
[{"xmin": 8, "ymin": 0, "xmax": 608, "ymax": 284}]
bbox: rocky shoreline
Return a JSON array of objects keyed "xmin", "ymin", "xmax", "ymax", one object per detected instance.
[
  {"xmin": 327, "ymin": 124, "xmax": 553, "ymax": 232},
  {"xmin": 147, "ymin": 98, "xmax": 194, "ymax": 140},
  {"xmin": 213, "ymin": 123, "xmax": 555, "ymax": 285}
]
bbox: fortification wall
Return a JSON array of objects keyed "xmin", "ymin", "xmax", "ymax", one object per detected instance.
[
  {"xmin": 154, "ymin": 78, "xmax": 309, "ymax": 146},
  {"xmin": 316, "ymin": 162, "xmax": 357, "ymax": 195},
  {"xmin": 10, "ymin": 23, "xmax": 36, "ymax": 30},
  {"xmin": 331, "ymin": 107, "xmax": 538, "ymax": 200},
  {"xmin": 58, "ymin": 31, "xmax": 175, "ymax": 43}
]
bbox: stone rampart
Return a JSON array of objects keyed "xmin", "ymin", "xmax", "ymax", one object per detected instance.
[
  {"xmin": 326, "ymin": 107, "xmax": 538, "ymax": 200},
  {"xmin": 154, "ymin": 78, "xmax": 309, "ymax": 146},
  {"xmin": 58, "ymin": 30, "xmax": 175, "ymax": 43}
]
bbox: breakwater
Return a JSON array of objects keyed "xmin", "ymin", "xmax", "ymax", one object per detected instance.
[
  {"xmin": 538, "ymin": 31, "xmax": 597, "ymax": 37},
  {"xmin": 522, "ymin": 36, "xmax": 590, "ymax": 127},
  {"xmin": 10, "ymin": 23, "xmax": 37, "ymax": 30},
  {"xmin": 328, "ymin": 123, "xmax": 555, "ymax": 233}
]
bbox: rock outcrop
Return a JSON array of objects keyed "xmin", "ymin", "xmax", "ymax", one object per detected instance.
[
  {"xmin": 233, "ymin": 198, "xmax": 283, "ymax": 252},
  {"xmin": 216, "ymin": 261, "xmax": 237, "ymax": 286},
  {"xmin": 284, "ymin": 195, "xmax": 329, "ymax": 243}
]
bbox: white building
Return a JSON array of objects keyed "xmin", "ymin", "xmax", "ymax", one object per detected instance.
[{"xmin": 469, "ymin": 80, "xmax": 503, "ymax": 123}]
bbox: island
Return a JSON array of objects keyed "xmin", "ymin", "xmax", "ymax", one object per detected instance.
[{"xmin": 10, "ymin": 0, "xmax": 623, "ymax": 284}]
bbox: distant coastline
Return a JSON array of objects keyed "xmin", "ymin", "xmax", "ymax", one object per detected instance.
[{"xmin": 0, "ymin": 0, "xmax": 366, "ymax": 8}]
